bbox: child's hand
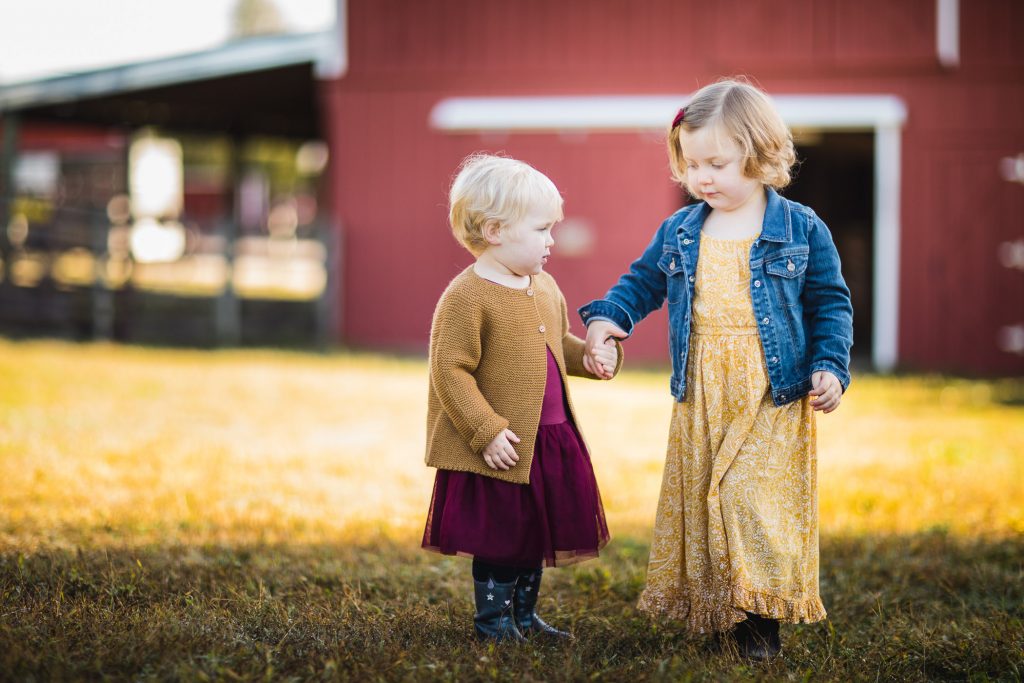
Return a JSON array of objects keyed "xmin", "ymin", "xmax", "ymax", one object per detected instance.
[
  {"xmin": 583, "ymin": 338, "xmax": 618, "ymax": 378},
  {"xmin": 809, "ymin": 371, "xmax": 842, "ymax": 413},
  {"xmin": 585, "ymin": 321, "xmax": 627, "ymax": 380},
  {"xmin": 483, "ymin": 428, "xmax": 520, "ymax": 470}
]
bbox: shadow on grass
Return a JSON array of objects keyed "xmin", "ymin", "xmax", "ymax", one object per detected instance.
[{"xmin": 2, "ymin": 532, "xmax": 1021, "ymax": 682}]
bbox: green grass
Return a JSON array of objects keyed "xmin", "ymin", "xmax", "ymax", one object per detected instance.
[{"xmin": 1, "ymin": 339, "xmax": 1022, "ymax": 681}]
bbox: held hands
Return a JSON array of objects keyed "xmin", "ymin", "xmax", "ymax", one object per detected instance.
[
  {"xmin": 582, "ymin": 338, "xmax": 619, "ymax": 379},
  {"xmin": 584, "ymin": 320, "xmax": 628, "ymax": 380},
  {"xmin": 809, "ymin": 371, "xmax": 843, "ymax": 413},
  {"xmin": 483, "ymin": 428, "xmax": 521, "ymax": 470}
]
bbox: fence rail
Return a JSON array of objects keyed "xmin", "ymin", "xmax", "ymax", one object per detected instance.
[{"xmin": 0, "ymin": 201, "xmax": 339, "ymax": 348}]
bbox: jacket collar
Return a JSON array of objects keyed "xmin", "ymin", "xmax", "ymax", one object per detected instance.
[
  {"xmin": 760, "ymin": 187, "xmax": 792, "ymax": 242},
  {"xmin": 676, "ymin": 187, "xmax": 792, "ymax": 243}
]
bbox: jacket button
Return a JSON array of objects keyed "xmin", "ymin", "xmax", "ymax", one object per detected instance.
[
  {"xmin": 682, "ymin": 238, "xmax": 692, "ymax": 245},
  {"xmin": 538, "ymin": 325, "xmax": 546, "ymax": 333},
  {"xmin": 771, "ymin": 356, "xmax": 779, "ymax": 363},
  {"xmin": 688, "ymin": 275, "xmax": 695, "ymax": 282},
  {"xmin": 780, "ymin": 393, "xmax": 787, "ymax": 400},
  {"xmin": 754, "ymin": 280, "xmax": 761, "ymax": 287},
  {"xmin": 581, "ymin": 311, "xmax": 589, "ymax": 318},
  {"xmin": 762, "ymin": 317, "xmax": 770, "ymax": 324},
  {"xmin": 526, "ymin": 288, "xmax": 534, "ymax": 296}
]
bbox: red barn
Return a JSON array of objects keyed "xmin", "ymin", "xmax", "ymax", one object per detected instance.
[
  {"xmin": 322, "ymin": 0, "xmax": 1024, "ymax": 375},
  {"xmin": 1, "ymin": 0, "xmax": 1022, "ymax": 375}
]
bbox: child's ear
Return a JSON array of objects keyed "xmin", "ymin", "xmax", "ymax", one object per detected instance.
[{"xmin": 482, "ymin": 220, "xmax": 503, "ymax": 246}]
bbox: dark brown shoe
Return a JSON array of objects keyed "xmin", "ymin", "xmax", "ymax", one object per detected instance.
[{"xmin": 733, "ymin": 612, "xmax": 781, "ymax": 661}]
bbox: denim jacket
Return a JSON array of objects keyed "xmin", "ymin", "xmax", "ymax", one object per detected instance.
[{"xmin": 578, "ymin": 188, "xmax": 853, "ymax": 406}]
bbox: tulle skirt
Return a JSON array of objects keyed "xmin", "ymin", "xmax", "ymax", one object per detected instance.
[{"xmin": 422, "ymin": 419, "xmax": 609, "ymax": 567}]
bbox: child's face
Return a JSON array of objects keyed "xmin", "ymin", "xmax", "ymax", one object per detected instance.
[
  {"xmin": 488, "ymin": 208, "xmax": 556, "ymax": 277},
  {"xmin": 679, "ymin": 125, "xmax": 763, "ymax": 213}
]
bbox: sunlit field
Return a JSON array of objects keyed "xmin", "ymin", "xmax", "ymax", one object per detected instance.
[{"xmin": 2, "ymin": 338, "xmax": 1022, "ymax": 681}]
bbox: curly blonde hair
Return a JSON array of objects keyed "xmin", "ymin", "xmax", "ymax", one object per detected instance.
[
  {"xmin": 668, "ymin": 78, "xmax": 796, "ymax": 195},
  {"xmin": 448, "ymin": 153, "xmax": 563, "ymax": 256}
]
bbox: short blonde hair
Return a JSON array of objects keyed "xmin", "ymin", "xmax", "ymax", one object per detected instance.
[
  {"xmin": 448, "ymin": 153, "xmax": 564, "ymax": 256},
  {"xmin": 668, "ymin": 78, "xmax": 796, "ymax": 194}
]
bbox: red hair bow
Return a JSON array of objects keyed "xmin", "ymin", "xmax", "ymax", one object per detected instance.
[{"xmin": 671, "ymin": 107, "xmax": 687, "ymax": 129}]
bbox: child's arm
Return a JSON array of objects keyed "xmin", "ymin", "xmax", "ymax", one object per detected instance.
[
  {"xmin": 429, "ymin": 288, "xmax": 512, "ymax": 455},
  {"xmin": 559, "ymin": 289, "xmax": 623, "ymax": 380},
  {"xmin": 577, "ymin": 216, "xmax": 674, "ymax": 338},
  {"xmin": 576, "ymin": 217, "xmax": 676, "ymax": 378},
  {"xmin": 803, "ymin": 213, "xmax": 855, "ymax": 403}
]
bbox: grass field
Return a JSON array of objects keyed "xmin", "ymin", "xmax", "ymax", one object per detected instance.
[{"xmin": 1, "ymin": 338, "xmax": 1022, "ymax": 681}]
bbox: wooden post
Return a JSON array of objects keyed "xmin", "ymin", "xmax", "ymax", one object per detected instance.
[
  {"xmin": 215, "ymin": 137, "xmax": 243, "ymax": 346},
  {"xmin": 0, "ymin": 113, "xmax": 19, "ymax": 273},
  {"xmin": 91, "ymin": 208, "xmax": 113, "ymax": 340},
  {"xmin": 315, "ymin": 220, "xmax": 341, "ymax": 351},
  {"xmin": 214, "ymin": 217, "xmax": 241, "ymax": 346}
]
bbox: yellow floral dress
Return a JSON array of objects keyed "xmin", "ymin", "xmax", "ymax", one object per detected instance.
[{"xmin": 636, "ymin": 233, "xmax": 826, "ymax": 633}]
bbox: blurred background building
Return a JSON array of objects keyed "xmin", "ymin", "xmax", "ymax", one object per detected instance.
[{"xmin": 0, "ymin": 0, "xmax": 1021, "ymax": 375}]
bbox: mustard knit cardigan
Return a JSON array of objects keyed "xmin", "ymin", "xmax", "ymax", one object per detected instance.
[{"xmin": 425, "ymin": 266, "xmax": 622, "ymax": 484}]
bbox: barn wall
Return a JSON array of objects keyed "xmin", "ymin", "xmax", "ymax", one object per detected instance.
[{"xmin": 327, "ymin": 0, "xmax": 1024, "ymax": 374}]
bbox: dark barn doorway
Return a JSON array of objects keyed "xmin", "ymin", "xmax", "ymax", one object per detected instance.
[{"xmin": 786, "ymin": 131, "xmax": 875, "ymax": 363}]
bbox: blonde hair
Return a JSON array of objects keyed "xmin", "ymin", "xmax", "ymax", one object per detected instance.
[
  {"xmin": 668, "ymin": 78, "xmax": 796, "ymax": 194},
  {"xmin": 448, "ymin": 153, "xmax": 564, "ymax": 256}
]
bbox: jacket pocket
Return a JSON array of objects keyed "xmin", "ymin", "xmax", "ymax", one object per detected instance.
[
  {"xmin": 658, "ymin": 249, "xmax": 686, "ymax": 304},
  {"xmin": 765, "ymin": 252, "xmax": 807, "ymax": 307}
]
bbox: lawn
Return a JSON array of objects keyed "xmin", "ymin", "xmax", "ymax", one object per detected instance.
[{"xmin": 1, "ymin": 338, "xmax": 1022, "ymax": 681}]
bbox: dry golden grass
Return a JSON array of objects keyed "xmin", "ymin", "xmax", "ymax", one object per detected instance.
[
  {"xmin": 2, "ymin": 338, "xmax": 1020, "ymax": 550},
  {"xmin": 1, "ymin": 339, "xmax": 1022, "ymax": 681}
]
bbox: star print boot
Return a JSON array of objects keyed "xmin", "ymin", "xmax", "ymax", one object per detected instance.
[
  {"xmin": 473, "ymin": 576, "xmax": 526, "ymax": 642},
  {"xmin": 513, "ymin": 568, "xmax": 573, "ymax": 641}
]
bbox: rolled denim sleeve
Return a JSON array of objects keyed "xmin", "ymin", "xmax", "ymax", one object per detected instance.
[
  {"xmin": 577, "ymin": 300, "xmax": 635, "ymax": 335},
  {"xmin": 803, "ymin": 213, "xmax": 854, "ymax": 391},
  {"xmin": 578, "ymin": 217, "xmax": 672, "ymax": 336}
]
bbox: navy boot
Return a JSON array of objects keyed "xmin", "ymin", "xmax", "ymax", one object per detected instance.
[
  {"xmin": 473, "ymin": 576, "xmax": 526, "ymax": 642},
  {"xmin": 513, "ymin": 568, "xmax": 573, "ymax": 641}
]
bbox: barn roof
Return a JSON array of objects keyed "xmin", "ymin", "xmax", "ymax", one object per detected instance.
[{"xmin": 0, "ymin": 31, "xmax": 341, "ymax": 138}]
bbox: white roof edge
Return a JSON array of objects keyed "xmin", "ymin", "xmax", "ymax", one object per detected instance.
[
  {"xmin": 430, "ymin": 94, "xmax": 908, "ymax": 132},
  {"xmin": 0, "ymin": 31, "xmax": 336, "ymax": 113},
  {"xmin": 315, "ymin": 0, "xmax": 348, "ymax": 79}
]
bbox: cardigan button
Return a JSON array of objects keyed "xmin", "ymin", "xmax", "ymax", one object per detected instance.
[
  {"xmin": 526, "ymin": 288, "xmax": 534, "ymax": 296},
  {"xmin": 538, "ymin": 325, "xmax": 546, "ymax": 333}
]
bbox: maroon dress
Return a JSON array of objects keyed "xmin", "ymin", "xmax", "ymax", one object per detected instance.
[{"xmin": 422, "ymin": 346, "xmax": 610, "ymax": 567}]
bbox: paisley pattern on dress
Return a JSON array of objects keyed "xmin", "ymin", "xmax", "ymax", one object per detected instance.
[{"xmin": 636, "ymin": 234, "xmax": 826, "ymax": 633}]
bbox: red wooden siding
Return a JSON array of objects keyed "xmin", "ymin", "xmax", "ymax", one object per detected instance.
[{"xmin": 328, "ymin": 0, "xmax": 1024, "ymax": 375}]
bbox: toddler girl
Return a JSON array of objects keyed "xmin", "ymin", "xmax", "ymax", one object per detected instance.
[{"xmin": 423, "ymin": 153, "xmax": 621, "ymax": 642}]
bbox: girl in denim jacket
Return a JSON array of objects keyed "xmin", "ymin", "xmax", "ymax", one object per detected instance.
[{"xmin": 580, "ymin": 79, "xmax": 853, "ymax": 660}]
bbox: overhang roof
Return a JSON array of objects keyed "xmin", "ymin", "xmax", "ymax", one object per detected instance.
[{"xmin": 0, "ymin": 31, "xmax": 336, "ymax": 138}]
